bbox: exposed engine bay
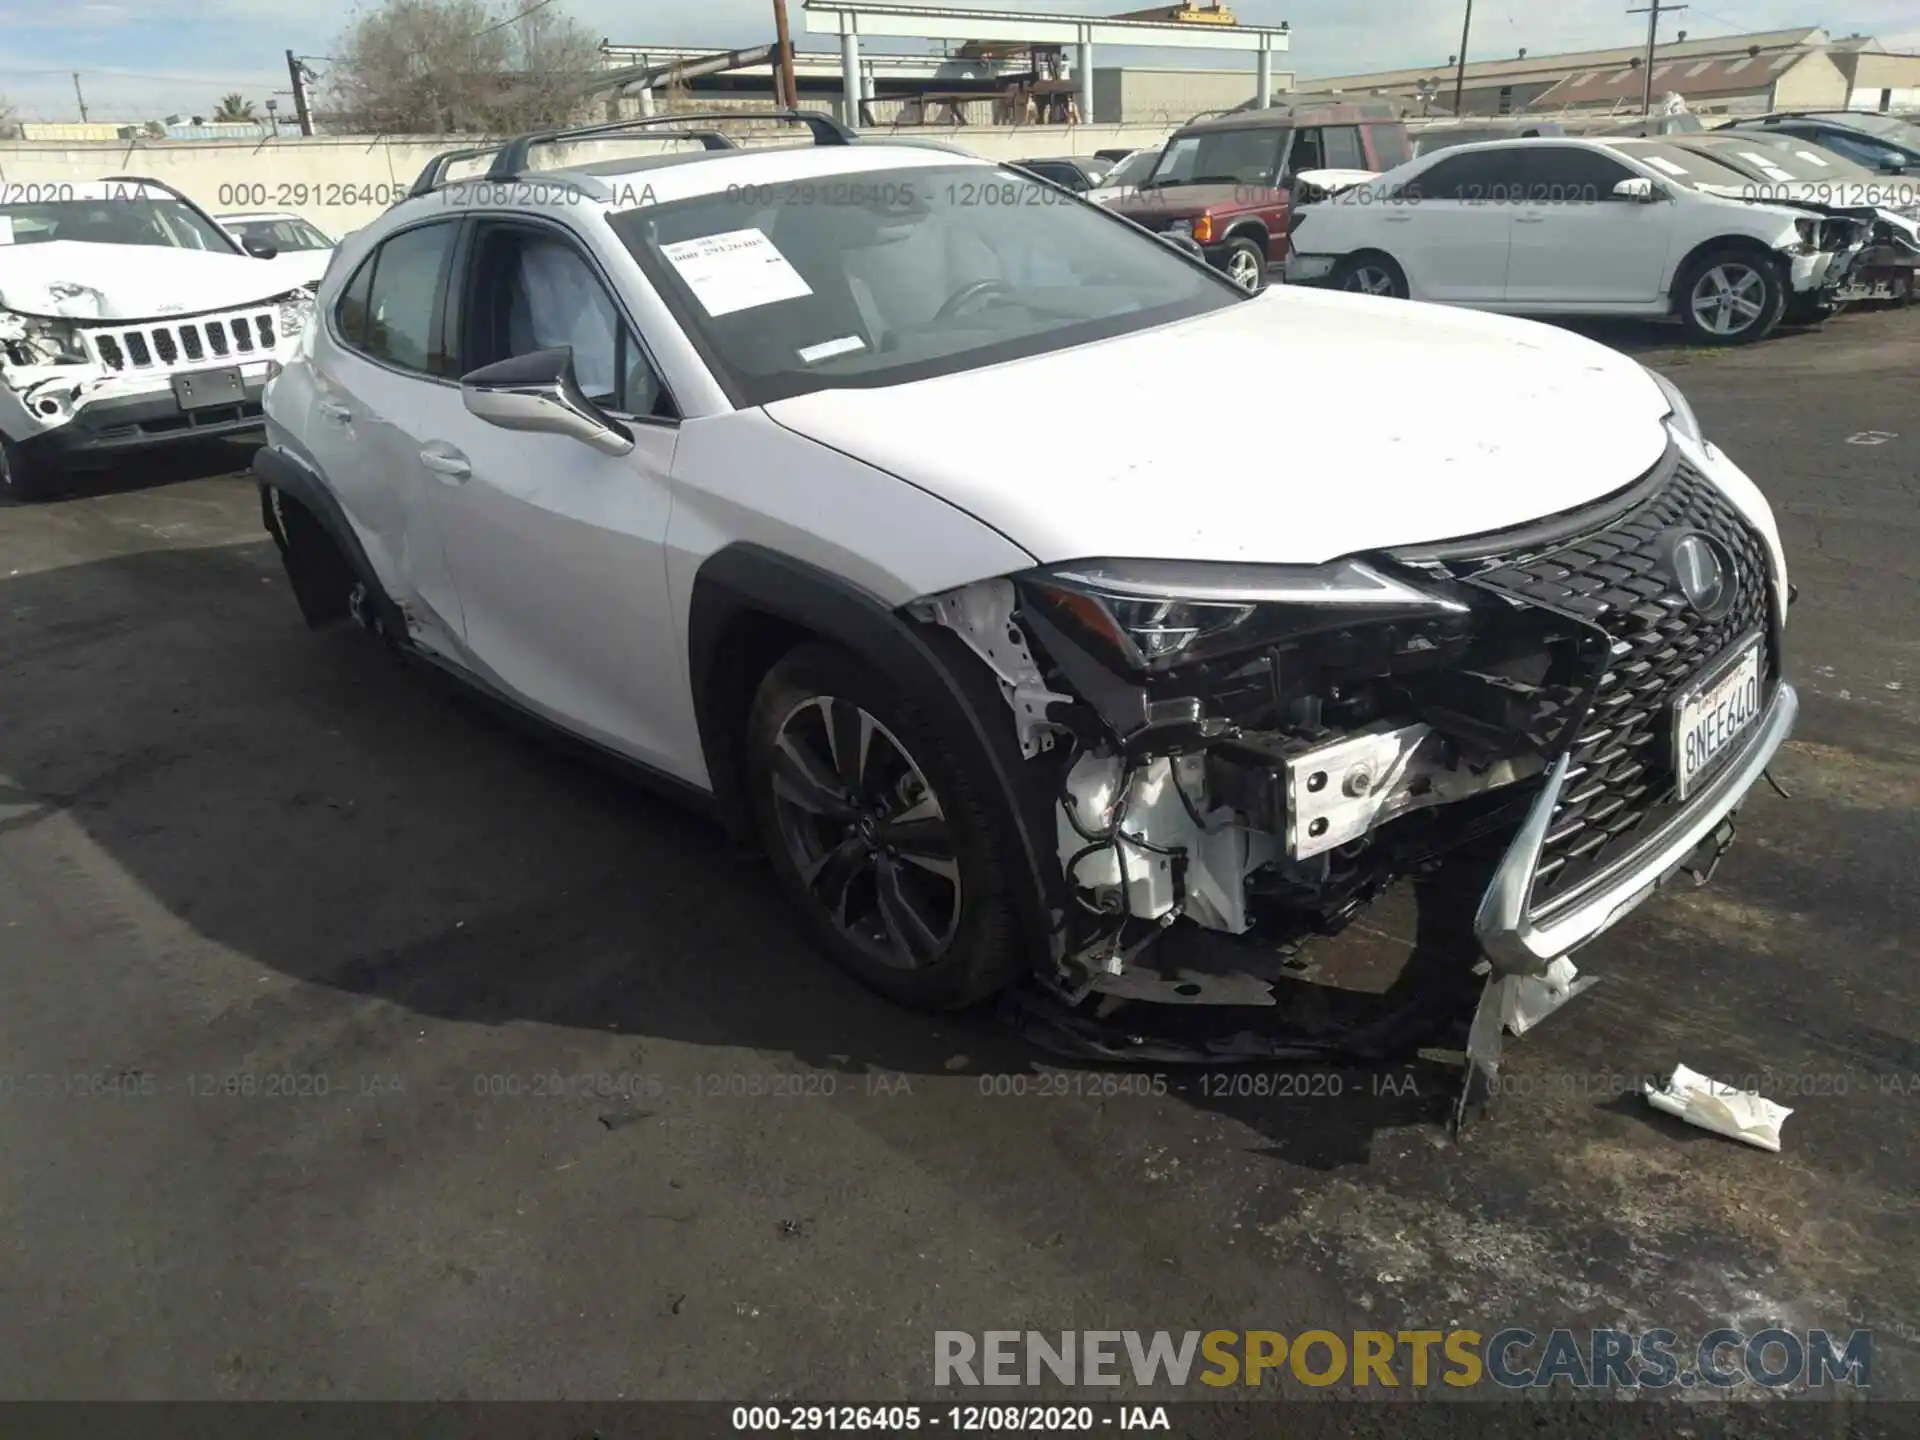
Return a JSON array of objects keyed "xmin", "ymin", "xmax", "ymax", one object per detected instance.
[{"xmin": 908, "ymin": 449, "xmax": 1788, "ymax": 1125}]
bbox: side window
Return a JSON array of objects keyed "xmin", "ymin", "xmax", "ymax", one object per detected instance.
[
  {"xmin": 464, "ymin": 225, "xmax": 677, "ymax": 422},
  {"xmin": 1366, "ymin": 124, "xmax": 1412, "ymax": 170},
  {"xmin": 1523, "ymin": 147, "xmax": 1636, "ymax": 202},
  {"xmin": 1400, "ymin": 151, "xmax": 1530, "ymax": 202},
  {"xmin": 334, "ymin": 223, "xmax": 457, "ymax": 374},
  {"xmin": 334, "ymin": 252, "xmax": 375, "ymax": 347},
  {"xmin": 1285, "ymin": 128, "xmax": 1327, "ymax": 176},
  {"xmin": 1322, "ymin": 126, "xmax": 1366, "ymax": 170}
]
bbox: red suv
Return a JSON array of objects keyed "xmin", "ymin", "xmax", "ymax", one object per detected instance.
[{"xmin": 1107, "ymin": 99, "xmax": 1412, "ymax": 290}]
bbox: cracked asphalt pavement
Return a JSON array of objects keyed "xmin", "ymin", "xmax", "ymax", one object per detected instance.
[{"xmin": 0, "ymin": 306, "xmax": 1915, "ymax": 1417}]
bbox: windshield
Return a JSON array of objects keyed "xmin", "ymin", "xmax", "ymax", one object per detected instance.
[
  {"xmin": 230, "ymin": 217, "xmax": 334, "ymax": 251},
  {"xmin": 1147, "ymin": 128, "xmax": 1284, "ymax": 188},
  {"xmin": 607, "ymin": 162, "xmax": 1242, "ymax": 408},
  {"xmin": 1609, "ymin": 143, "xmax": 1752, "ymax": 188},
  {"xmin": 1818, "ymin": 113, "xmax": 1920, "ymax": 147},
  {"xmin": 1101, "ymin": 149, "xmax": 1161, "ymax": 190},
  {"xmin": 0, "ymin": 197, "xmax": 237, "ymax": 251}
]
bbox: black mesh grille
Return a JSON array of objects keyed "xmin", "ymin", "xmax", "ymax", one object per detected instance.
[
  {"xmin": 152, "ymin": 328, "xmax": 179, "ymax": 364},
  {"xmin": 1458, "ymin": 461, "xmax": 1775, "ymax": 909},
  {"xmin": 97, "ymin": 335, "xmax": 125, "ymax": 371},
  {"xmin": 231, "ymin": 319, "xmax": 255, "ymax": 353},
  {"xmin": 207, "ymin": 323, "xmax": 230, "ymax": 356},
  {"xmin": 125, "ymin": 332, "xmax": 152, "ymax": 366},
  {"xmin": 181, "ymin": 325, "xmax": 205, "ymax": 361}
]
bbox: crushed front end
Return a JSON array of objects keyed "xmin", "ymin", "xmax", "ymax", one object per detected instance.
[
  {"xmin": 911, "ymin": 433, "xmax": 1797, "ymax": 1128},
  {"xmin": 0, "ymin": 289, "xmax": 312, "ymax": 464}
]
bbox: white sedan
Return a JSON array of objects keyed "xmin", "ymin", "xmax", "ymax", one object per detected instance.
[{"xmin": 1283, "ymin": 136, "xmax": 1865, "ymax": 343}]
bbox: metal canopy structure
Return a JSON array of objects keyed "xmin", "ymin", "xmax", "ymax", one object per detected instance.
[{"xmin": 802, "ymin": 1, "xmax": 1291, "ymax": 124}]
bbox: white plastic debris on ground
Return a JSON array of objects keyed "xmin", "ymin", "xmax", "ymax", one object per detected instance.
[{"xmin": 1643, "ymin": 1063, "xmax": 1794, "ymax": 1152}]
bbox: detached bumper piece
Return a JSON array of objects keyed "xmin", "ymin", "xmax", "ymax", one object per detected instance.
[{"xmin": 35, "ymin": 382, "xmax": 269, "ymax": 459}]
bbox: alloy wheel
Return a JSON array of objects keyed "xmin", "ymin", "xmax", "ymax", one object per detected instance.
[
  {"xmin": 1345, "ymin": 265, "xmax": 1397, "ymax": 296},
  {"xmin": 1225, "ymin": 248, "xmax": 1264, "ymax": 291},
  {"xmin": 768, "ymin": 695, "xmax": 961, "ymax": 970},
  {"xmin": 1690, "ymin": 263, "xmax": 1769, "ymax": 336}
]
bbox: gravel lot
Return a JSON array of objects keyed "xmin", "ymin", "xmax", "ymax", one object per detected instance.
[{"xmin": 1, "ymin": 307, "xmax": 1915, "ymax": 1414}]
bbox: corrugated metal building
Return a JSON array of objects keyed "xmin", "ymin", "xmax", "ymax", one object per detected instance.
[{"xmin": 1091, "ymin": 66, "xmax": 1292, "ymax": 123}]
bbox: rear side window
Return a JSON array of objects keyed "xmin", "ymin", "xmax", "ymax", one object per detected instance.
[
  {"xmin": 334, "ymin": 221, "xmax": 459, "ymax": 376},
  {"xmin": 1368, "ymin": 125, "xmax": 1413, "ymax": 169},
  {"xmin": 1522, "ymin": 147, "xmax": 1636, "ymax": 202},
  {"xmin": 1322, "ymin": 126, "xmax": 1366, "ymax": 169},
  {"xmin": 1403, "ymin": 149, "xmax": 1532, "ymax": 202}
]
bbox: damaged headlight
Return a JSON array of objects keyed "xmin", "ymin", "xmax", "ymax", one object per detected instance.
[
  {"xmin": 1023, "ymin": 558, "xmax": 1469, "ymax": 674},
  {"xmin": 275, "ymin": 291, "xmax": 315, "ymax": 340},
  {"xmin": 0, "ymin": 309, "xmax": 88, "ymax": 366}
]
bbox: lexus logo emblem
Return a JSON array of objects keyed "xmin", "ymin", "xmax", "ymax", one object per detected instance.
[{"xmin": 1668, "ymin": 530, "xmax": 1735, "ymax": 619}]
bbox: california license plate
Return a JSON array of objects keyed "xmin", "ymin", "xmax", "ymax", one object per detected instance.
[{"xmin": 1672, "ymin": 635, "xmax": 1764, "ymax": 801}]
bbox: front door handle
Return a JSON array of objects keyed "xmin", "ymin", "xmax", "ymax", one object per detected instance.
[
  {"xmin": 318, "ymin": 400, "xmax": 352, "ymax": 422},
  {"xmin": 419, "ymin": 445, "xmax": 471, "ymax": 481}
]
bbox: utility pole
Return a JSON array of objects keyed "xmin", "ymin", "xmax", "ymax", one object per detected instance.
[
  {"xmin": 772, "ymin": 0, "xmax": 799, "ymax": 110},
  {"xmin": 1450, "ymin": 0, "xmax": 1474, "ymax": 116},
  {"xmin": 1626, "ymin": 1, "xmax": 1686, "ymax": 115},
  {"xmin": 72, "ymin": 72, "xmax": 89, "ymax": 122},
  {"xmin": 286, "ymin": 49, "xmax": 315, "ymax": 136}
]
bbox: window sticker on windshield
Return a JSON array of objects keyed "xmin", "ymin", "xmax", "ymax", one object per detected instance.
[
  {"xmin": 1643, "ymin": 156, "xmax": 1690, "ymax": 176},
  {"xmin": 659, "ymin": 227, "xmax": 812, "ymax": 317},
  {"xmin": 797, "ymin": 335, "xmax": 866, "ymax": 364},
  {"xmin": 0, "ymin": 216, "xmax": 13, "ymax": 246},
  {"xmin": 1794, "ymin": 149, "xmax": 1831, "ymax": 167}
]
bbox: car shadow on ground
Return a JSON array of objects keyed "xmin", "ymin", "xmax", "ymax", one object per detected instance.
[
  {"xmin": 0, "ymin": 534, "xmax": 1476, "ymax": 1169},
  {"xmin": 7, "ymin": 437, "xmax": 259, "ymax": 504}
]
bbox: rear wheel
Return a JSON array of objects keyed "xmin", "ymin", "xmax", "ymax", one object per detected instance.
[
  {"xmin": 745, "ymin": 642, "xmax": 1025, "ymax": 1011},
  {"xmin": 1677, "ymin": 249, "xmax": 1784, "ymax": 345},
  {"xmin": 1331, "ymin": 251, "xmax": 1408, "ymax": 299},
  {"xmin": 0, "ymin": 433, "xmax": 62, "ymax": 503}
]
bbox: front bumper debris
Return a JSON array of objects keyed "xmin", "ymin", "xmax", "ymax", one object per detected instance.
[{"xmin": 1475, "ymin": 680, "xmax": 1799, "ymax": 978}]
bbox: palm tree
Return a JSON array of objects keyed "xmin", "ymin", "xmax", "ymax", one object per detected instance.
[{"xmin": 212, "ymin": 93, "xmax": 257, "ymax": 122}]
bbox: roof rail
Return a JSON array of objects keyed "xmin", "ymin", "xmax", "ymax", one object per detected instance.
[
  {"xmin": 482, "ymin": 109, "xmax": 855, "ymax": 182},
  {"xmin": 404, "ymin": 128, "xmax": 744, "ymax": 200}
]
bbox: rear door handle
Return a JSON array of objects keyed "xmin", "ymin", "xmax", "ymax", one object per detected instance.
[
  {"xmin": 318, "ymin": 400, "xmax": 352, "ymax": 421},
  {"xmin": 418, "ymin": 444, "xmax": 471, "ymax": 482}
]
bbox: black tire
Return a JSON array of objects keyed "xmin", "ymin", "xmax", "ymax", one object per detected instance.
[
  {"xmin": 260, "ymin": 484, "xmax": 357, "ymax": 629},
  {"xmin": 1330, "ymin": 251, "xmax": 1408, "ymax": 299},
  {"xmin": 0, "ymin": 432, "xmax": 63, "ymax": 503},
  {"xmin": 745, "ymin": 641, "xmax": 1025, "ymax": 1011},
  {"xmin": 1217, "ymin": 235, "xmax": 1268, "ymax": 292},
  {"xmin": 1675, "ymin": 247, "xmax": 1785, "ymax": 345}
]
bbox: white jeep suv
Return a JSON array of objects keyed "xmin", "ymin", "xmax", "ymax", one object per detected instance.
[
  {"xmin": 254, "ymin": 113, "xmax": 1798, "ymax": 1110},
  {"xmin": 1, "ymin": 177, "xmax": 313, "ymax": 500}
]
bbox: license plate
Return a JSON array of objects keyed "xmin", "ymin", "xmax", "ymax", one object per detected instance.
[
  {"xmin": 171, "ymin": 366, "xmax": 246, "ymax": 410},
  {"xmin": 1672, "ymin": 636, "xmax": 1764, "ymax": 801}
]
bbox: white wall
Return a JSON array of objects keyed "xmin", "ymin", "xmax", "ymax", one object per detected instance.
[{"xmin": 0, "ymin": 126, "xmax": 1183, "ymax": 234}]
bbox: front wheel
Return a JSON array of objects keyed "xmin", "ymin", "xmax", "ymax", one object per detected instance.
[
  {"xmin": 745, "ymin": 643, "xmax": 1025, "ymax": 1011},
  {"xmin": 1218, "ymin": 236, "xmax": 1267, "ymax": 292},
  {"xmin": 0, "ymin": 433, "xmax": 62, "ymax": 503},
  {"xmin": 1331, "ymin": 252, "xmax": 1409, "ymax": 299},
  {"xmin": 1677, "ymin": 249, "xmax": 1785, "ymax": 345}
]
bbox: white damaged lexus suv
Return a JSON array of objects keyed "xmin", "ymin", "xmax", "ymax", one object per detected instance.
[
  {"xmin": 1, "ymin": 178, "xmax": 312, "ymax": 500},
  {"xmin": 253, "ymin": 113, "xmax": 1798, "ymax": 1120}
]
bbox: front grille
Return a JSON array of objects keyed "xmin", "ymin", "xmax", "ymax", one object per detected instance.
[
  {"xmin": 87, "ymin": 312, "xmax": 274, "ymax": 372},
  {"xmin": 1457, "ymin": 460, "xmax": 1775, "ymax": 909}
]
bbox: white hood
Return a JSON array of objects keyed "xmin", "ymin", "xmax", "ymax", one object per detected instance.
[
  {"xmin": 764, "ymin": 286, "xmax": 1673, "ymax": 566},
  {"xmin": 0, "ymin": 240, "xmax": 294, "ymax": 320}
]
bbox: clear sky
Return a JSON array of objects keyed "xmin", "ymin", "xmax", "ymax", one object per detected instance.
[{"xmin": 1, "ymin": 0, "xmax": 1915, "ymax": 122}]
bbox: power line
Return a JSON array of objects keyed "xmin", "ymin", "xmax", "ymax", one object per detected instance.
[{"xmin": 471, "ymin": 0, "xmax": 559, "ymax": 39}]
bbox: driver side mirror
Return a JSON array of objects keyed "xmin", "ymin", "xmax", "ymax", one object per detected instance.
[
  {"xmin": 1612, "ymin": 177, "xmax": 1660, "ymax": 203},
  {"xmin": 1878, "ymin": 156, "xmax": 1909, "ymax": 175},
  {"xmin": 242, "ymin": 237, "xmax": 280, "ymax": 259},
  {"xmin": 460, "ymin": 346, "xmax": 634, "ymax": 456}
]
